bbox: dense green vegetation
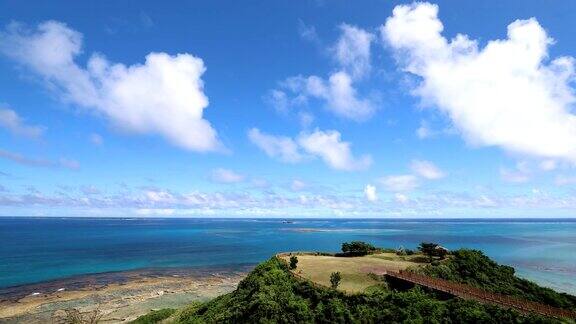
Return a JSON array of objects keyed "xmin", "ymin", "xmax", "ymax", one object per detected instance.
[
  {"xmin": 340, "ymin": 241, "xmax": 378, "ymax": 256},
  {"xmin": 418, "ymin": 249, "xmax": 576, "ymax": 310},
  {"xmin": 131, "ymin": 308, "xmax": 176, "ymax": 324},
  {"xmin": 163, "ymin": 257, "xmax": 563, "ymax": 323},
  {"xmin": 418, "ymin": 242, "xmax": 448, "ymax": 261},
  {"xmin": 289, "ymin": 255, "xmax": 298, "ymax": 270},
  {"xmin": 133, "ymin": 243, "xmax": 576, "ymax": 323}
]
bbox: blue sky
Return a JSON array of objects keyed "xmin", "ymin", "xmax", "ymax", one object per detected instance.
[{"xmin": 1, "ymin": 0, "xmax": 576, "ymax": 217}]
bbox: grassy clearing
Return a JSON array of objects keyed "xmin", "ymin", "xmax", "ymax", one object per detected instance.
[{"xmin": 280, "ymin": 252, "xmax": 429, "ymax": 294}]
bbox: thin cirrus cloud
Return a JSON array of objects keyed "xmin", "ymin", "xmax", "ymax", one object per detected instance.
[
  {"xmin": 290, "ymin": 179, "xmax": 307, "ymax": 192},
  {"xmin": 247, "ymin": 128, "xmax": 304, "ymax": 163},
  {"xmin": 210, "ymin": 168, "xmax": 245, "ymax": 184},
  {"xmin": 0, "ymin": 108, "xmax": 44, "ymax": 139},
  {"xmin": 89, "ymin": 133, "xmax": 104, "ymax": 146},
  {"xmin": 500, "ymin": 161, "xmax": 532, "ymax": 183},
  {"xmin": 3, "ymin": 186, "xmax": 576, "ymax": 217},
  {"xmin": 410, "ymin": 159, "xmax": 446, "ymax": 180},
  {"xmin": 268, "ymin": 23, "xmax": 376, "ymax": 122},
  {"xmin": 248, "ymin": 128, "xmax": 372, "ymax": 171},
  {"xmin": 379, "ymin": 174, "xmax": 420, "ymax": 192},
  {"xmin": 500, "ymin": 168, "xmax": 531, "ymax": 184},
  {"xmin": 382, "ymin": 2, "xmax": 576, "ymax": 163},
  {"xmin": 0, "ymin": 148, "xmax": 79, "ymax": 170},
  {"xmin": 0, "ymin": 21, "xmax": 223, "ymax": 152}
]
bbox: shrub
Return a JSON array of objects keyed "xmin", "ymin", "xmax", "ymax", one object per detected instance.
[
  {"xmin": 330, "ymin": 272, "xmax": 342, "ymax": 289},
  {"xmin": 418, "ymin": 242, "xmax": 449, "ymax": 261},
  {"xmin": 419, "ymin": 242, "xmax": 439, "ymax": 261},
  {"xmin": 289, "ymin": 255, "xmax": 298, "ymax": 270},
  {"xmin": 341, "ymin": 241, "xmax": 377, "ymax": 256}
]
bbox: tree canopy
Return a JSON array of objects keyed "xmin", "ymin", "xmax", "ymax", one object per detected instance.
[{"xmin": 341, "ymin": 241, "xmax": 378, "ymax": 256}]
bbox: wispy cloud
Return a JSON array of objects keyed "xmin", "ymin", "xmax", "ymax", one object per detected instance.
[
  {"xmin": 269, "ymin": 23, "xmax": 377, "ymax": 122},
  {"xmin": 379, "ymin": 174, "xmax": 419, "ymax": 192},
  {"xmin": 332, "ymin": 23, "xmax": 374, "ymax": 80},
  {"xmin": 0, "ymin": 149, "xmax": 79, "ymax": 170},
  {"xmin": 210, "ymin": 168, "xmax": 245, "ymax": 184},
  {"xmin": 0, "ymin": 107, "xmax": 44, "ymax": 139},
  {"xmin": 410, "ymin": 159, "xmax": 446, "ymax": 180},
  {"xmin": 500, "ymin": 162, "xmax": 531, "ymax": 183},
  {"xmin": 297, "ymin": 20, "xmax": 320, "ymax": 44},
  {"xmin": 1, "ymin": 185, "xmax": 575, "ymax": 217},
  {"xmin": 248, "ymin": 128, "xmax": 304, "ymax": 163},
  {"xmin": 290, "ymin": 179, "xmax": 307, "ymax": 192},
  {"xmin": 89, "ymin": 133, "xmax": 103, "ymax": 146}
]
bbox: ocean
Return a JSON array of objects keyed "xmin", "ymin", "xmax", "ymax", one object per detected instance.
[{"xmin": 0, "ymin": 217, "xmax": 575, "ymax": 295}]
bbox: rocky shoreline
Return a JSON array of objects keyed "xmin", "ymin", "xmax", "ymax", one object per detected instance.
[{"xmin": 0, "ymin": 266, "xmax": 250, "ymax": 323}]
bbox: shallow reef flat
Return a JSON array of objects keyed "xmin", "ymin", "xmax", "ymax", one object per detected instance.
[{"xmin": 0, "ymin": 267, "xmax": 248, "ymax": 323}]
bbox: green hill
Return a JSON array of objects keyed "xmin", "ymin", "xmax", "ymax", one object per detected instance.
[{"xmin": 132, "ymin": 248, "xmax": 575, "ymax": 323}]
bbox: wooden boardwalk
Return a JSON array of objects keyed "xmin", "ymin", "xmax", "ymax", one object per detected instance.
[{"xmin": 386, "ymin": 270, "xmax": 576, "ymax": 319}]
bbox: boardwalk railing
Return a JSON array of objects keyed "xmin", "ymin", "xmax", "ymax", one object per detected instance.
[{"xmin": 386, "ymin": 270, "xmax": 576, "ymax": 319}]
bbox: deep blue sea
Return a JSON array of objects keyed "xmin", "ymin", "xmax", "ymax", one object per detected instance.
[{"xmin": 0, "ymin": 217, "xmax": 575, "ymax": 294}]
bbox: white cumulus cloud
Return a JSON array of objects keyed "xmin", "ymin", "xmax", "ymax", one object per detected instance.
[
  {"xmin": 382, "ymin": 2, "xmax": 576, "ymax": 162},
  {"xmin": 364, "ymin": 184, "xmax": 378, "ymax": 202},
  {"xmin": 248, "ymin": 128, "xmax": 371, "ymax": 171},
  {"xmin": 298, "ymin": 129, "xmax": 372, "ymax": 171},
  {"xmin": 279, "ymin": 72, "xmax": 375, "ymax": 121},
  {"xmin": 0, "ymin": 21, "xmax": 222, "ymax": 152}
]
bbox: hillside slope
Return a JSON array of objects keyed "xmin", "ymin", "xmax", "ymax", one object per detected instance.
[
  {"xmin": 156, "ymin": 255, "xmax": 570, "ymax": 323},
  {"xmin": 418, "ymin": 249, "xmax": 576, "ymax": 310}
]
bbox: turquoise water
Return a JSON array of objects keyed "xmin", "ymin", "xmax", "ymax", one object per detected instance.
[{"xmin": 0, "ymin": 217, "xmax": 574, "ymax": 294}]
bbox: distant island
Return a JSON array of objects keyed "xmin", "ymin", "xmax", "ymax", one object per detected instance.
[{"xmin": 130, "ymin": 241, "xmax": 576, "ymax": 323}]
